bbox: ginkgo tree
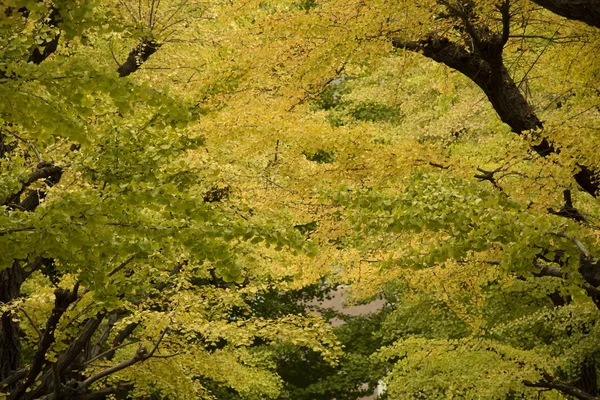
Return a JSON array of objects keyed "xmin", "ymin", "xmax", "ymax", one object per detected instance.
[
  {"xmin": 2, "ymin": 0, "xmax": 600, "ymax": 399},
  {"xmin": 188, "ymin": 0, "xmax": 600, "ymax": 398},
  {"xmin": 0, "ymin": 1, "xmax": 342, "ymax": 399},
  {"xmin": 292, "ymin": 1, "xmax": 599, "ymax": 398}
]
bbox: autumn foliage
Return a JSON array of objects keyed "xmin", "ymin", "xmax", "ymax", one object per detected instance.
[{"xmin": 1, "ymin": 1, "xmax": 600, "ymax": 399}]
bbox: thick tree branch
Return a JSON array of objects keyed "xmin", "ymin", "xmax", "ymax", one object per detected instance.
[
  {"xmin": 524, "ymin": 375, "xmax": 598, "ymax": 400},
  {"xmin": 531, "ymin": 0, "xmax": 600, "ymax": 29},
  {"xmin": 38, "ymin": 385, "xmax": 120, "ymax": 400},
  {"xmin": 391, "ymin": 36, "xmax": 546, "ymax": 136},
  {"xmin": 533, "ymin": 261, "xmax": 568, "ymax": 278},
  {"xmin": 0, "ymin": 368, "xmax": 27, "ymax": 389},
  {"xmin": 107, "ymin": 262, "xmax": 183, "ymax": 360},
  {"xmin": 548, "ymin": 190, "xmax": 586, "ymax": 222},
  {"xmin": 498, "ymin": 0, "xmax": 511, "ymax": 47},
  {"xmin": 89, "ymin": 312, "xmax": 120, "ymax": 360},
  {"xmin": 117, "ymin": 38, "xmax": 161, "ymax": 77},
  {"xmin": 56, "ymin": 315, "xmax": 105, "ymax": 375},
  {"xmin": 24, "ymin": 314, "xmax": 105, "ymax": 400},
  {"xmin": 2, "ymin": 164, "xmax": 63, "ymax": 208},
  {"xmin": 392, "ymin": 5, "xmax": 599, "ymax": 197},
  {"xmin": 27, "ymin": 7, "xmax": 62, "ymax": 65},
  {"xmin": 69, "ymin": 386, "xmax": 119, "ymax": 400}
]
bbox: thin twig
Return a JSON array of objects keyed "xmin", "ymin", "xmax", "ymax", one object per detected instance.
[
  {"xmin": 117, "ymin": 0, "xmax": 138, "ymax": 22},
  {"xmin": 107, "ymin": 255, "xmax": 135, "ymax": 277},
  {"xmin": 0, "ymin": 226, "xmax": 36, "ymax": 236},
  {"xmin": 7, "ymin": 131, "xmax": 44, "ymax": 163},
  {"xmin": 518, "ymin": 25, "xmax": 561, "ymax": 89},
  {"xmin": 151, "ymin": 352, "xmax": 180, "ymax": 359},
  {"xmin": 18, "ymin": 307, "xmax": 43, "ymax": 340},
  {"xmin": 109, "ymin": 42, "xmax": 121, "ymax": 67},
  {"xmin": 148, "ymin": 0, "xmax": 157, "ymax": 29},
  {"xmin": 84, "ymin": 340, "xmax": 140, "ymax": 367},
  {"xmin": 157, "ymin": 0, "xmax": 189, "ymax": 33},
  {"xmin": 148, "ymin": 328, "xmax": 168, "ymax": 358},
  {"xmin": 553, "ymin": 232, "xmax": 591, "ymax": 257}
]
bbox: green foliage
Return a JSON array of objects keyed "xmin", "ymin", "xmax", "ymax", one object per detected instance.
[
  {"xmin": 303, "ymin": 149, "xmax": 335, "ymax": 164},
  {"xmin": 2, "ymin": 0, "xmax": 600, "ymax": 399},
  {"xmin": 349, "ymin": 102, "xmax": 402, "ymax": 124}
]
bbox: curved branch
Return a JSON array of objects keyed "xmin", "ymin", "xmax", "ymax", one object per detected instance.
[
  {"xmin": 79, "ymin": 329, "xmax": 167, "ymax": 391},
  {"xmin": 2, "ymin": 164, "xmax": 63, "ymax": 208},
  {"xmin": 531, "ymin": 0, "xmax": 600, "ymax": 29},
  {"xmin": 392, "ymin": 23, "xmax": 599, "ymax": 197},
  {"xmin": 524, "ymin": 376, "xmax": 597, "ymax": 400}
]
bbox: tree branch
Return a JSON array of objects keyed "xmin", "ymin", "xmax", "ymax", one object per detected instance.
[
  {"xmin": 79, "ymin": 329, "xmax": 167, "ymax": 390},
  {"xmin": 8, "ymin": 286, "xmax": 79, "ymax": 400},
  {"xmin": 533, "ymin": 261, "xmax": 568, "ymax": 278},
  {"xmin": 524, "ymin": 375, "xmax": 597, "ymax": 400},
  {"xmin": 89, "ymin": 312, "xmax": 120, "ymax": 360},
  {"xmin": 392, "ymin": 8, "xmax": 600, "ymax": 197},
  {"xmin": 554, "ymin": 232, "xmax": 591, "ymax": 258},
  {"xmin": 27, "ymin": 7, "xmax": 62, "ymax": 65},
  {"xmin": 107, "ymin": 256, "xmax": 135, "ymax": 277},
  {"xmin": 51, "ymin": 363, "xmax": 60, "ymax": 399},
  {"xmin": 24, "ymin": 314, "xmax": 105, "ymax": 400},
  {"xmin": 6, "ymin": 131, "xmax": 44, "ymax": 163},
  {"xmin": 530, "ymin": 0, "xmax": 600, "ymax": 29},
  {"xmin": 2, "ymin": 164, "xmax": 63, "ymax": 208},
  {"xmin": 17, "ymin": 307, "xmax": 42, "ymax": 340},
  {"xmin": 498, "ymin": 0, "xmax": 511, "ymax": 47},
  {"xmin": 84, "ymin": 340, "xmax": 139, "ymax": 367},
  {"xmin": 117, "ymin": 38, "xmax": 161, "ymax": 77}
]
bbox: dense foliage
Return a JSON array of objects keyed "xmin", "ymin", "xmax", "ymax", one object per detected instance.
[{"xmin": 1, "ymin": 0, "xmax": 599, "ymax": 399}]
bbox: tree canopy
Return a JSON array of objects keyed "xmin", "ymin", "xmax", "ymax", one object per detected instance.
[{"xmin": 1, "ymin": 0, "xmax": 600, "ymax": 399}]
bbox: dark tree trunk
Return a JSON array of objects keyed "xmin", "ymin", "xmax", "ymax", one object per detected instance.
[{"xmin": 0, "ymin": 264, "xmax": 25, "ymax": 383}]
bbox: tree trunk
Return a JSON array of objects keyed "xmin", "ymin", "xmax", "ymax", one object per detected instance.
[{"xmin": 0, "ymin": 264, "xmax": 25, "ymax": 382}]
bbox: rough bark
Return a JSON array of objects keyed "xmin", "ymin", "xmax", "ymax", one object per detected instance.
[
  {"xmin": 575, "ymin": 358, "xmax": 598, "ymax": 397},
  {"xmin": 531, "ymin": 0, "xmax": 600, "ymax": 29}
]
